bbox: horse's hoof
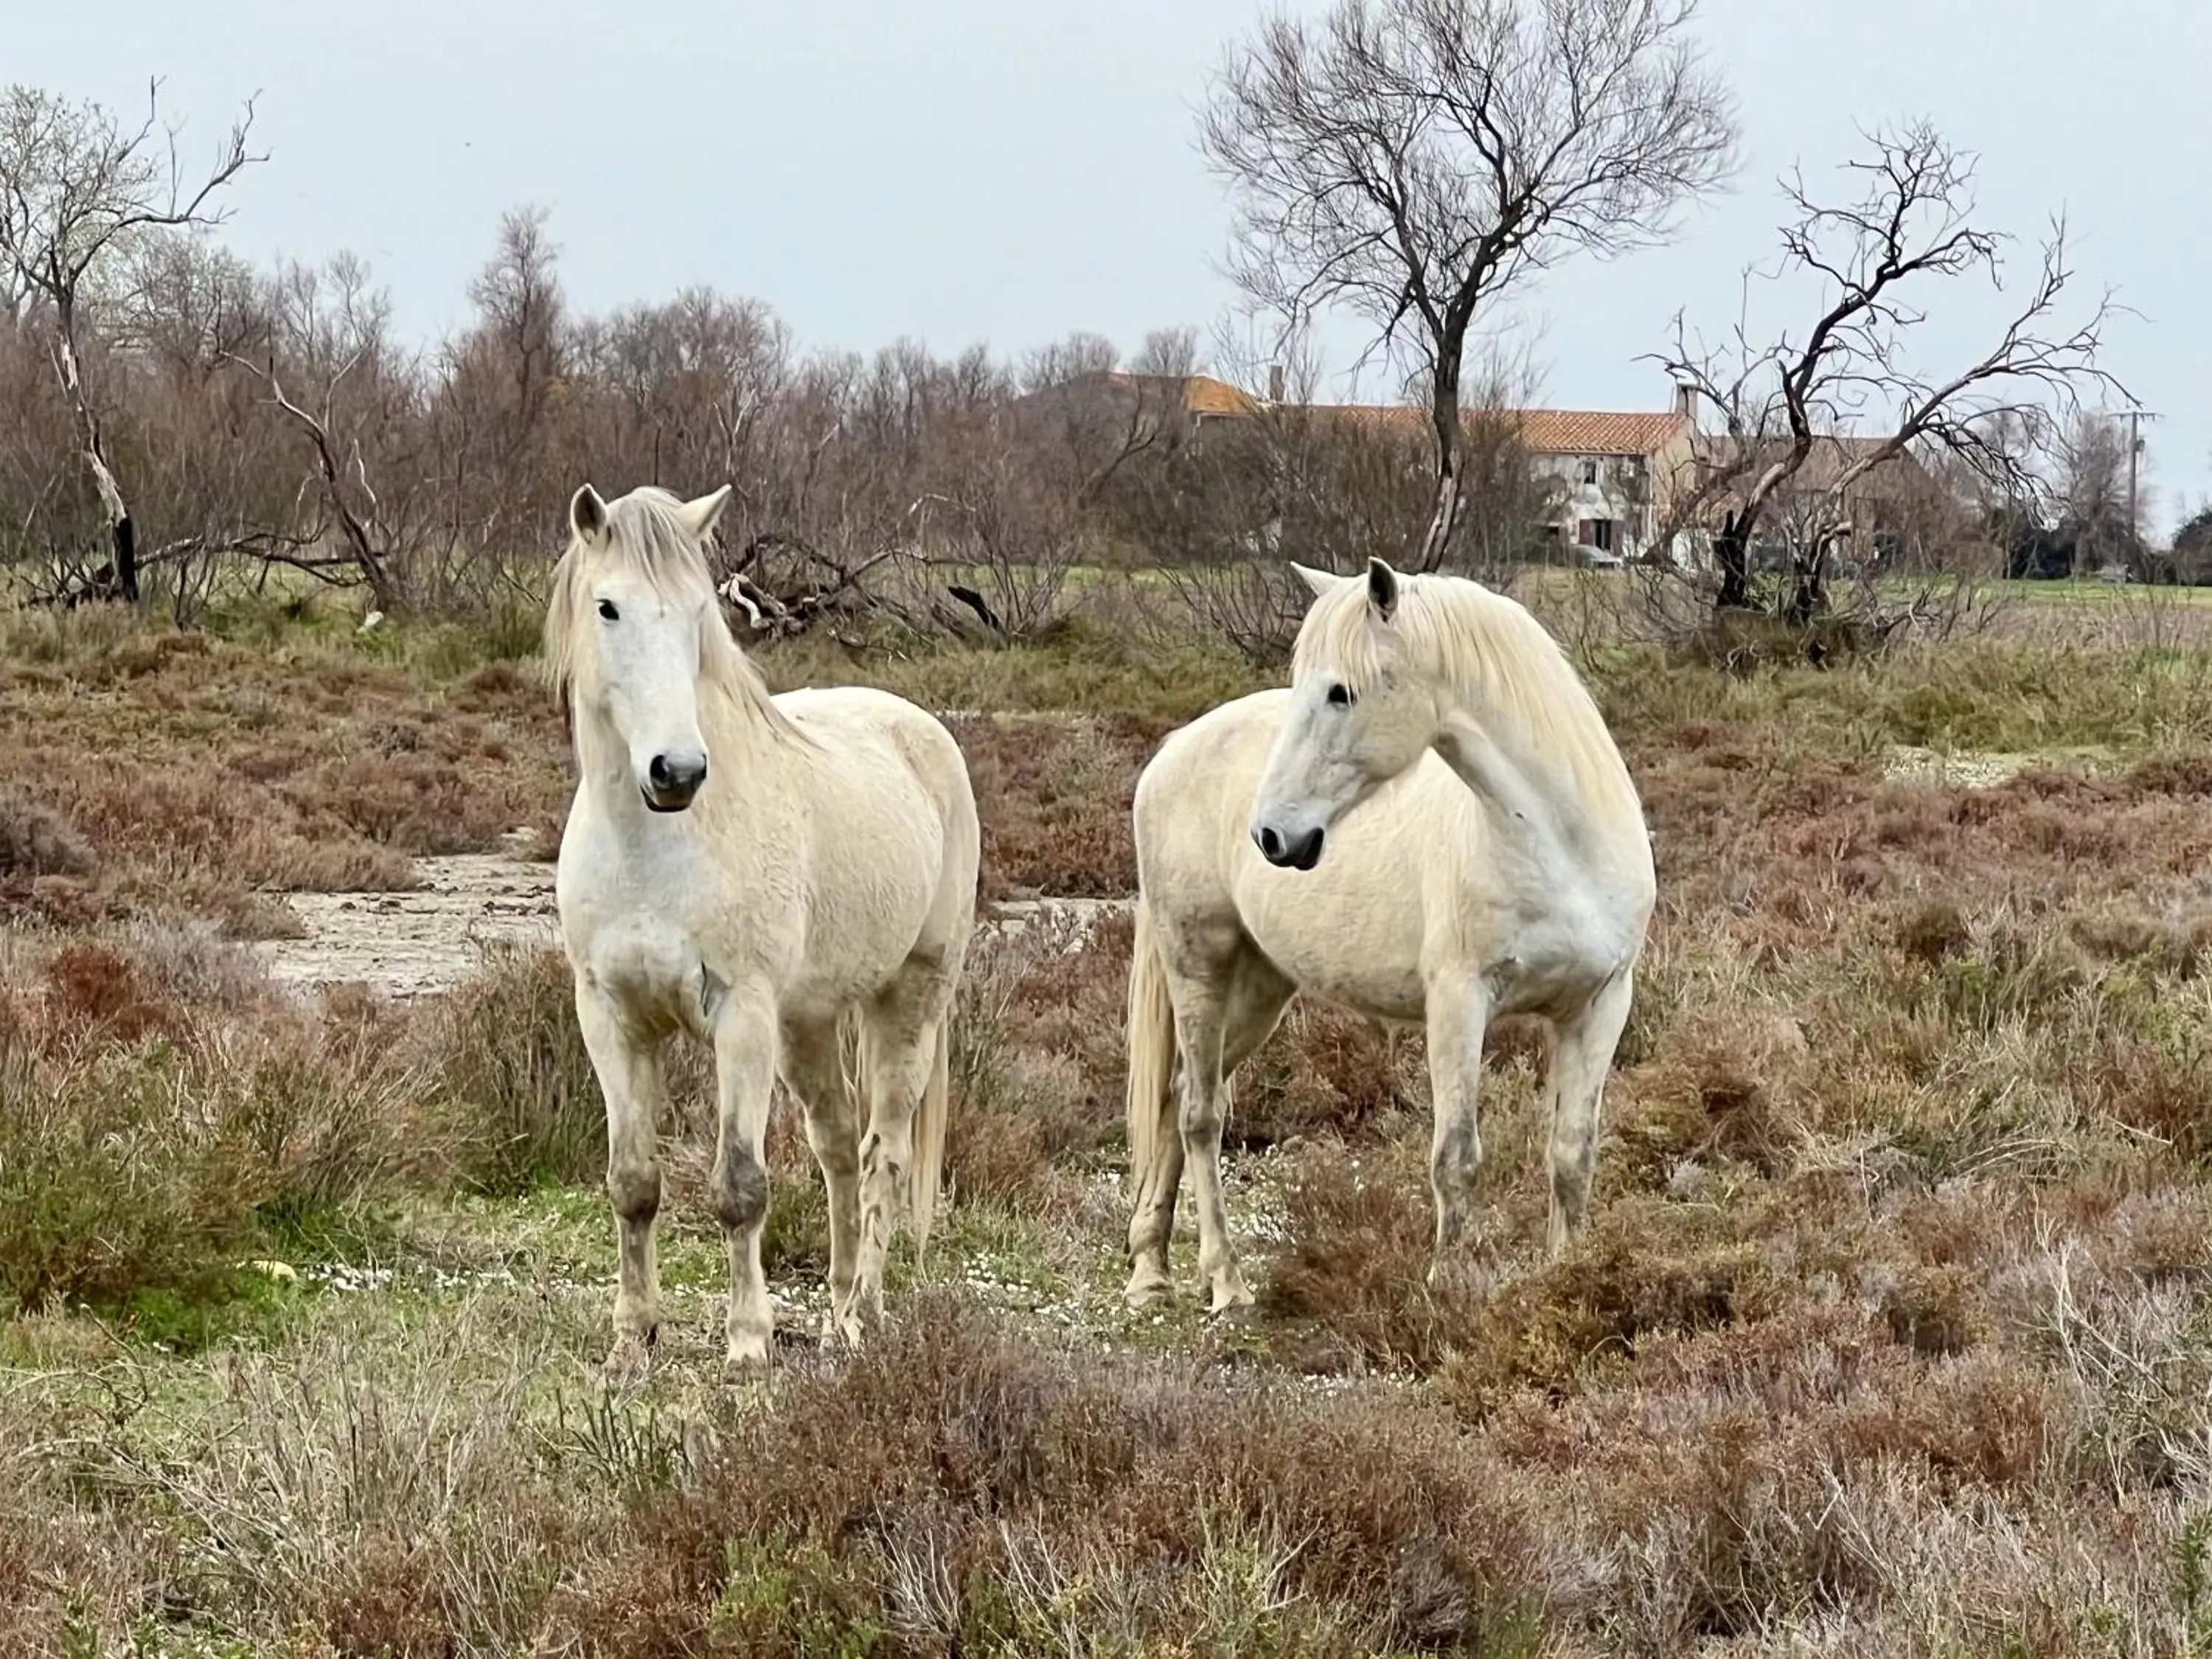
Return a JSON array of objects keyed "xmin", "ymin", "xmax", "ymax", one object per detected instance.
[
  {"xmin": 1124, "ymin": 1271, "xmax": 1176, "ymax": 1312},
  {"xmin": 1205, "ymin": 1284, "xmax": 1257, "ymax": 1324},
  {"xmin": 721, "ymin": 1332, "xmax": 773, "ymax": 1384},
  {"xmin": 602, "ymin": 1326, "xmax": 657, "ymax": 1382}
]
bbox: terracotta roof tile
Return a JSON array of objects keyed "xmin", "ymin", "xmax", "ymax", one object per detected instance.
[
  {"xmin": 1509, "ymin": 409, "xmax": 1691, "ymax": 455},
  {"xmin": 1299, "ymin": 403, "xmax": 1690, "ymax": 455},
  {"xmin": 1182, "ymin": 375, "xmax": 1260, "ymax": 417},
  {"xmin": 1032, "ymin": 372, "xmax": 1695, "ymax": 455}
]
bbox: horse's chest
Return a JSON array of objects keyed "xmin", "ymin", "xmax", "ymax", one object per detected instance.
[
  {"xmin": 573, "ymin": 912, "xmax": 716, "ymax": 1031},
  {"xmin": 558, "ymin": 849, "xmax": 726, "ymax": 1032},
  {"xmin": 1484, "ymin": 906, "xmax": 1627, "ymax": 1017}
]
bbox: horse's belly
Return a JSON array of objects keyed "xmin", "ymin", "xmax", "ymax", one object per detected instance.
[{"xmin": 1236, "ymin": 869, "xmax": 1429, "ymax": 1023}]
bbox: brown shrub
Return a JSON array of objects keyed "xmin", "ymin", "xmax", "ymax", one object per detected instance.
[
  {"xmin": 1436, "ymin": 1201, "xmax": 1775, "ymax": 1418},
  {"xmin": 0, "ymin": 928, "xmax": 429, "ymax": 1318},
  {"xmin": 0, "ymin": 1427, "xmax": 184, "ymax": 1658},
  {"xmin": 1262, "ymin": 1135, "xmax": 1474, "ymax": 1375},
  {"xmin": 581, "ymin": 1298, "xmax": 1548, "ymax": 1655},
  {"xmin": 1234, "ymin": 1001, "xmax": 1427, "ymax": 1150},
  {"xmin": 1877, "ymin": 1260, "xmax": 1991, "ymax": 1357},
  {"xmin": 0, "ymin": 790, "xmax": 94, "ymax": 880},
  {"xmin": 947, "ymin": 712, "xmax": 1161, "ymax": 900},
  {"xmin": 945, "ymin": 914, "xmax": 1133, "ymax": 1210},
  {"xmin": 420, "ymin": 945, "xmax": 605, "ymax": 1192},
  {"xmin": 1896, "ymin": 895, "xmax": 1972, "ymax": 964},
  {"xmin": 0, "ymin": 618, "xmax": 573, "ymax": 931},
  {"xmin": 1616, "ymin": 1008, "xmax": 1806, "ymax": 1186}
]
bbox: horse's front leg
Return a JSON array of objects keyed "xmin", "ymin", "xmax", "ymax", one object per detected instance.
[
  {"xmin": 1546, "ymin": 969, "xmax": 1633, "ymax": 1259},
  {"xmin": 1424, "ymin": 970, "xmax": 1492, "ymax": 1273},
  {"xmin": 710, "ymin": 991, "xmax": 781, "ymax": 1376},
  {"xmin": 575, "ymin": 981, "xmax": 667, "ymax": 1379}
]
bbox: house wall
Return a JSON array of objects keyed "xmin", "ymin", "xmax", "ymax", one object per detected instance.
[{"xmin": 1528, "ymin": 451, "xmax": 1660, "ymax": 560}]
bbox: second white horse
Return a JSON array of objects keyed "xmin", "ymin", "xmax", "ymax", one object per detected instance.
[{"xmin": 1124, "ymin": 557, "xmax": 1655, "ymax": 1312}]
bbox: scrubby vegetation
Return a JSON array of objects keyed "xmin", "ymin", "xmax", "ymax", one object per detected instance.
[{"xmin": 4, "ymin": 584, "xmax": 2212, "ymax": 1655}]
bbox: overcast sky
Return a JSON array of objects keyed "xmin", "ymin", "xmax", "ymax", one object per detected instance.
[{"xmin": 16, "ymin": 1, "xmax": 2208, "ymax": 530}]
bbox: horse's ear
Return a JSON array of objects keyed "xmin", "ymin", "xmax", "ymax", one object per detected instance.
[
  {"xmin": 570, "ymin": 484, "xmax": 609, "ymax": 548},
  {"xmin": 678, "ymin": 484, "xmax": 734, "ymax": 544},
  {"xmin": 1288, "ymin": 562, "xmax": 1338, "ymax": 600},
  {"xmin": 1366, "ymin": 557, "xmax": 1399, "ymax": 622}
]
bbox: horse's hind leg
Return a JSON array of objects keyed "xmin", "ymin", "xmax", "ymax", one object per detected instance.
[
  {"xmin": 1172, "ymin": 947, "xmax": 1292, "ymax": 1316},
  {"xmin": 1126, "ymin": 945, "xmax": 1290, "ymax": 1310},
  {"xmin": 1545, "ymin": 970, "xmax": 1634, "ymax": 1259},
  {"xmin": 852, "ymin": 961, "xmax": 955, "ymax": 1330},
  {"xmin": 709, "ymin": 992, "xmax": 781, "ymax": 1374},
  {"xmin": 780, "ymin": 1015, "xmax": 863, "ymax": 1344},
  {"xmin": 575, "ymin": 983, "xmax": 667, "ymax": 1379}
]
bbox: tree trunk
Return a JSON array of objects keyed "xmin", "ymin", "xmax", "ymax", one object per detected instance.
[
  {"xmin": 110, "ymin": 513, "xmax": 138, "ymax": 603},
  {"xmin": 1713, "ymin": 509, "xmax": 1752, "ymax": 611},
  {"xmin": 1414, "ymin": 327, "xmax": 1468, "ymax": 574},
  {"xmin": 52, "ymin": 323, "xmax": 138, "ymax": 602},
  {"xmin": 1784, "ymin": 530, "xmax": 1838, "ymax": 629},
  {"xmin": 1415, "ymin": 467, "xmax": 1464, "ymax": 574}
]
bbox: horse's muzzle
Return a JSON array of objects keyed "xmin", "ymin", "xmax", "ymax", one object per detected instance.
[
  {"xmin": 1253, "ymin": 823, "xmax": 1324, "ymax": 872},
  {"xmin": 642, "ymin": 751, "xmax": 707, "ymax": 813}
]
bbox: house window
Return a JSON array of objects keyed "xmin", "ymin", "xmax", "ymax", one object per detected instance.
[
  {"xmin": 1580, "ymin": 459, "xmax": 1599, "ymax": 486},
  {"xmin": 1576, "ymin": 519, "xmax": 1616, "ymax": 553}
]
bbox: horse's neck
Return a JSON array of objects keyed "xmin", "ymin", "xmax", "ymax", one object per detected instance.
[{"xmin": 1432, "ymin": 698, "xmax": 1650, "ymax": 900}]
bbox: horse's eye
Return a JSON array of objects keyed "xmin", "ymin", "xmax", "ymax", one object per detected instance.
[
  {"xmin": 597, "ymin": 599, "xmax": 619, "ymax": 622},
  {"xmin": 1326, "ymin": 682, "xmax": 1353, "ymax": 708}
]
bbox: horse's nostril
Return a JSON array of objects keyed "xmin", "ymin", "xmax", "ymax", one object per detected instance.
[
  {"xmin": 648, "ymin": 754, "xmax": 706, "ymax": 796},
  {"xmin": 1258, "ymin": 826, "xmax": 1283, "ymax": 860}
]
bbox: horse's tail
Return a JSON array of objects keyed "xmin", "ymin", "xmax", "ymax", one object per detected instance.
[
  {"xmin": 1124, "ymin": 897, "xmax": 1179, "ymax": 1218},
  {"xmin": 908, "ymin": 1014, "xmax": 951, "ymax": 1256}
]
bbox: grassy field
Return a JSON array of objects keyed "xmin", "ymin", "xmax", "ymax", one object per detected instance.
[{"xmin": 4, "ymin": 584, "xmax": 2212, "ymax": 1655}]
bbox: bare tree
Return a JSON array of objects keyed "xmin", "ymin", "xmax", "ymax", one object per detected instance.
[
  {"xmin": 2049, "ymin": 410, "xmax": 2144, "ymax": 579},
  {"xmin": 0, "ymin": 80, "xmax": 261, "ymax": 601},
  {"xmin": 228, "ymin": 256, "xmax": 438, "ymax": 611},
  {"xmin": 1652, "ymin": 122, "xmax": 2131, "ymax": 630},
  {"xmin": 1113, "ymin": 341, "xmax": 1430, "ymax": 659},
  {"xmin": 1201, "ymin": 0, "xmax": 1736, "ymax": 571}
]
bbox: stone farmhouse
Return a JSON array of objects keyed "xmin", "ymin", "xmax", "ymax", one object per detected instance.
[{"xmin": 1030, "ymin": 369, "xmax": 1948, "ymax": 571}]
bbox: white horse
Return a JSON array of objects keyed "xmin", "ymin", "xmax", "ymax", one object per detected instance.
[
  {"xmin": 546, "ymin": 481, "xmax": 980, "ymax": 1375},
  {"xmin": 1123, "ymin": 557, "xmax": 1656, "ymax": 1312}
]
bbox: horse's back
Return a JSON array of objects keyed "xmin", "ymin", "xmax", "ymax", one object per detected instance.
[
  {"xmin": 774, "ymin": 686, "xmax": 978, "ymax": 830},
  {"xmin": 771, "ymin": 684, "xmax": 981, "ymax": 942}
]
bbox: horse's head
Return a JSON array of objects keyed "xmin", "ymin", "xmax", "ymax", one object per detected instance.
[
  {"xmin": 1249, "ymin": 557, "xmax": 1439, "ymax": 872},
  {"xmin": 552, "ymin": 481, "xmax": 734, "ymax": 814}
]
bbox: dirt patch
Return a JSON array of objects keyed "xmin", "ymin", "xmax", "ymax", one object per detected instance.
[
  {"xmin": 253, "ymin": 849, "xmax": 560, "ymax": 999},
  {"xmin": 253, "ymin": 846, "xmax": 1131, "ymax": 1000},
  {"xmin": 1880, "ymin": 745, "xmax": 2105, "ymax": 790}
]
